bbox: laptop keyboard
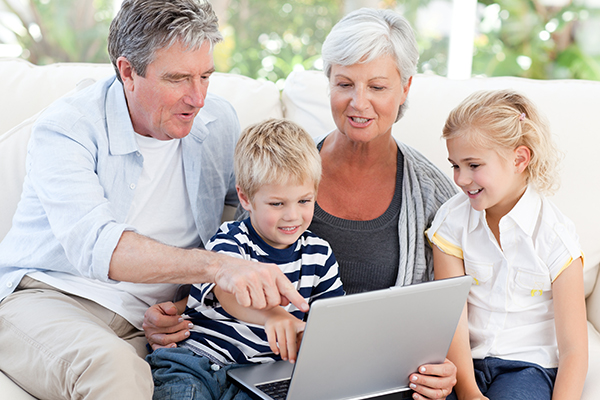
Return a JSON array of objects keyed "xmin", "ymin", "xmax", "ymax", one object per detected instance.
[{"xmin": 256, "ymin": 379, "xmax": 291, "ymax": 399}]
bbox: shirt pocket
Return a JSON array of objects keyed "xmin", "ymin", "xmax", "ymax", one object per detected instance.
[
  {"xmin": 512, "ymin": 269, "xmax": 552, "ymax": 309},
  {"xmin": 464, "ymin": 259, "xmax": 494, "ymax": 288}
]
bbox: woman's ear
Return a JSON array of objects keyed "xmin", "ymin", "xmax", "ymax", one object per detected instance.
[
  {"xmin": 236, "ymin": 186, "xmax": 253, "ymax": 212},
  {"xmin": 514, "ymin": 145, "xmax": 531, "ymax": 174}
]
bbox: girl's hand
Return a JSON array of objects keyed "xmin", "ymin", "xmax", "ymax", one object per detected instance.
[{"xmin": 264, "ymin": 313, "xmax": 306, "ymax": 363}]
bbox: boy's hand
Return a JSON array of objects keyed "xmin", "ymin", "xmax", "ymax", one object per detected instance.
[{"xmin": 264, "ymin": 312, "xmax": 306, "ymax": 363}]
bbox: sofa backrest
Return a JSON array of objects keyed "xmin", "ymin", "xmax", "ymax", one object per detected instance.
[
  {"xmin": 1, "ymin": 58, "xmax": 599, "ymax": 288},
  {"xmin": 0, "ymin": 58, "xmax": 282, "ymax": 241},
  {"xmin": 0, "ymin": 58, "xmax": 115, "ymax": 137},
  {"xmin": 283, "ymin": 70, "xmax": 600, "ymax": 285}
]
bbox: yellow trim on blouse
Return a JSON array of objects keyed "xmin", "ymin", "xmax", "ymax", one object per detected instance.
[
  {"xmin": 552, "ymin": 253, "xmax": 585, "ymax": 283},
  {"xmin": 430, "ymin": 232, "xmax": 464, "ymax": 260}
]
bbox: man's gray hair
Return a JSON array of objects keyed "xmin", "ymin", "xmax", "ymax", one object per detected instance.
[
  {"xmin": 108, "ymin": 0, "xmax": 223, "ymax": 83},
  {"xmin": 321, "ymin": 8, "xmax": 419, "ymax": 121}
]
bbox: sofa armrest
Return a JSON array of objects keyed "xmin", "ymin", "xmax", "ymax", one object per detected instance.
[
  {"xmin": 586, "ymin": 262, "xmax": 600, "ymax": 331},
  {"xmin": 0, "ymin": 371, "xmax": 36, "ymax": 400}
]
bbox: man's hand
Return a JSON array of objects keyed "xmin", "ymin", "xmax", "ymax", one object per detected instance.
[
  {"xmin": 110, "ymin": 232, "xmax": 308, "ymax": 312},
  {"xmin": 408, "ymin": 359, "xmax": 457, "ymax": 400},
  {"xmin": 143, "ymin": 301, "xmax": 190, "ymax": 350},
  {"xmin": 213, "ymin": 256, "xmax": 309, "ymax": 312}
]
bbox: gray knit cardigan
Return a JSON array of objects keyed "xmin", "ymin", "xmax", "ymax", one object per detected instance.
[{"xmin": 394, "ymin": 140, "xmax": 458, "ymax": 286}]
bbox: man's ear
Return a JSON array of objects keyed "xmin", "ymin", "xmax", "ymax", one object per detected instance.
[
  {"xmin": 514, "ymin": 145, "xmax": 531, "ymax": 174},
  {"xmin": 236, "ymin": 185, "xmax": 253, "ymax": 212},
  {"xmin": 116, "ymin": 56, "xmax": 135, "ymax": 91}
]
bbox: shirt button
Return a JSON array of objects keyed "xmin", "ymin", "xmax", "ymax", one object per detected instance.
[
  {"xmin": 210, "ymin": 363, "xmax": 220, "ymax": 371},
  {"xmin": 6, "ymin": 282, "xmax": 13, "ymax": 288},
  {"xmin": 136, "ymin": 152, "xmax": 141, "ymax": 157},
  {"xmin": 129, "ymin": 183, "xmax": 136, "ymax": 190}
]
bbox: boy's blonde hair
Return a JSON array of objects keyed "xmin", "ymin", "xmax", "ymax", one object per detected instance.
[
  {"xmin": 443, "ymin": 89, "xmax": 562, "ymax": 195},
  {"xmin": 234, "ymin": 118, "xmax": 321, "ymax": 200}
]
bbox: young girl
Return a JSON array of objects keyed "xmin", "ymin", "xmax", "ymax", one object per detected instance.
[{"xmin": 427, "ymin": 89, "xmax": 587, "ymax": 400}]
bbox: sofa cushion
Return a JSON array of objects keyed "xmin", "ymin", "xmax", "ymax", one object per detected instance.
[
  {"xmin": 0, "ymin": 58, "xmax": 115, "ymax": 136},
  {"xmin": 208, "ymin": 72, "xmax": 283, "ymax": 129},
  {"xmin": 0, "ymin": 114, "xmax": 37, "ymax": 242},
  {"xmin": 583, "ymin": 322, "xmax": 600, "ymax": 399},
  {"xmin": 282, "ymin": 71, "xmax": 600, "ymax": 288},
  {"xmin": 0, "ymin": 371, "xmax": 36, "ymax": 400}
]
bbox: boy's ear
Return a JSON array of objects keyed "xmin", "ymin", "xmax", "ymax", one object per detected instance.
[
  {"xmin": 236, "ymin": 185, "xmax": 253, "ymax": 212},
  {"xmin": 514, "ymin": 145, "xmax": 531, "ymax": 173}
]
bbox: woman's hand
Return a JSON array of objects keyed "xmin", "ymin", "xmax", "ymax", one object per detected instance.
[
  {"xmin": 408, "ymin": 359, "xmax": 457, "ymax": 400},
  {"xmin": 143, "ymin": 300, "xmax": 191, "ymax": 350}
]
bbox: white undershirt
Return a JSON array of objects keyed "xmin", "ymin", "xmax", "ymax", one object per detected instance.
[{"xmin": 126, "ymin": 133, "xmax": 200, "ymax": 249}]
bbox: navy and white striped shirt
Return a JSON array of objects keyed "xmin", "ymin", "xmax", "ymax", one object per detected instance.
[{"xmin": 181, "ymin": 218, "xmax": 345, "ymax": 366}]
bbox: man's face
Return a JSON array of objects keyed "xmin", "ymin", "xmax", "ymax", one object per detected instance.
[{"xmin": 120, "ymin": 40, "xmax": 215, "ymax": 140}]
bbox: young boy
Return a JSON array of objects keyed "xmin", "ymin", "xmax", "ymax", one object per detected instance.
[{"xmin": 147, "ymin": 118, "xmax": 345, "ymax": 400}]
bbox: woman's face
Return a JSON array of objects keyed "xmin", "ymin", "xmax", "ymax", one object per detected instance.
[{"xmin": 329, "ymin": 55, "xmax": 411, "ymax": 145}]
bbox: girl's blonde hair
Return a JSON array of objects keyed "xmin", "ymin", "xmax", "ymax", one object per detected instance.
[
  {"xmin": 234, "ymin": 118, "xmax": 321, "ymax": 201},
  {"xmin": 442, "ymin": 89, "xmax": 562, "ymax": 195}
]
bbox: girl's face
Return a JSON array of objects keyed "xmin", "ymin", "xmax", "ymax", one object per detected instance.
[{"xmin": 446, "ymin": 132, "xmax": 529, "ymax": 220}]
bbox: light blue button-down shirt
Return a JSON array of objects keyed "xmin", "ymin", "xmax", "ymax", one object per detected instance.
[{"xmin": 0, "ymin": 76, "xmax": 240, "ymax": 326}]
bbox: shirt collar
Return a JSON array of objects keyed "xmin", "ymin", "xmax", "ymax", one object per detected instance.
[
  {"xmin": 468, "ymin": 204, "xmax": 484, "ymax": 234},
  {"xmin": 106, "ymin": 78, "xmax": 138, "ymax": 156},
  {"xmin": 504, "ymin": 185, "xmax": 541, "ymax": 236},
  {"xmin": 185, "ymin": 96, "xmax": 216, "ymax": 143},
  {"xmin": 467, "ymin": 185, "xmax": 541, "ymax": 236}
]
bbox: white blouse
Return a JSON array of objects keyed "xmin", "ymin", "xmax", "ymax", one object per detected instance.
[{"xmin": 427, "ymin": 186, "xmax": 583, "ymax": 368}]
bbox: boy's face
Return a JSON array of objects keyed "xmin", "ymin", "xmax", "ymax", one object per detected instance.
[{"xmin": 238, "ymin": 180, "xmax": 316, "ymax": 249}]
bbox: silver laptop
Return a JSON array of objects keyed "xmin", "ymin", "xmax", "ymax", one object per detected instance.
[{"xmin": 227, "ymin": 275, "xmax": 472, "ymax": 400}]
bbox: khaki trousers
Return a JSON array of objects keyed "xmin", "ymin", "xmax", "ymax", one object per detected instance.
[{"xmin": 0, "ymin": 276, "xmax": 154, "ymax": 399}]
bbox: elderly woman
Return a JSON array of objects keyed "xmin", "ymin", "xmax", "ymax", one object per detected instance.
[
  {"xmin": 145, "ymin": 8, "xmax": 458, "ymax": 400},
  {"xmin": 307, "ymin": 8, "xmax": 458, "ymax": 400}
]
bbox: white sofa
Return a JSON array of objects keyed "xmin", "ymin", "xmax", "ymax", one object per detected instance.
[{"xmin": 1, "ymin": 57, "xmax": 599, "ymax": 399}]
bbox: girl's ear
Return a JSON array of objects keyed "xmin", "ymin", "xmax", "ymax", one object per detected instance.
[
  {"xmin": 236, "ymin": 185, "xmax": 253, "ymax": 212},
  {"xmin": 514, "ymin": 145, "xmax": 531, "ymax": 174}
]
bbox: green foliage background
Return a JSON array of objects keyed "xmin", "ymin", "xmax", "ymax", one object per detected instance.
[
  {"xmin": 216, "ymin": 0, "xmax": 344, "ymax": 86},
  {"xmin": 1, "ymin": 0, "xmax": 598, "ymax": 81}
]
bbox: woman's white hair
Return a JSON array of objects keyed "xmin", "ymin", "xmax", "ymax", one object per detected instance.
[{"xmin": 321, "ymin": 8, "xmax": 419, "ymax": 121}]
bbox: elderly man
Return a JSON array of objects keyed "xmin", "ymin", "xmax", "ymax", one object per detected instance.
[{"xmin": 0, "ymin": 1, "xmax": 307, "ymax": 398}]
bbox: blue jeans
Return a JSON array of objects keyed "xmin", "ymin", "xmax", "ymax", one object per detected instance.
[
  {"xmin": 146, "ymin": 347, "xmax": 253, "ymax": 400},
  {"xmin": 447, "ymin": 357, "xmax": 558, "ymax": 400}
]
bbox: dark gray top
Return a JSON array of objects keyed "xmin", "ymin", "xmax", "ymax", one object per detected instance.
[{"xmin": 308, "ymin": 142, "xmax": 404, "ymax": 294}]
